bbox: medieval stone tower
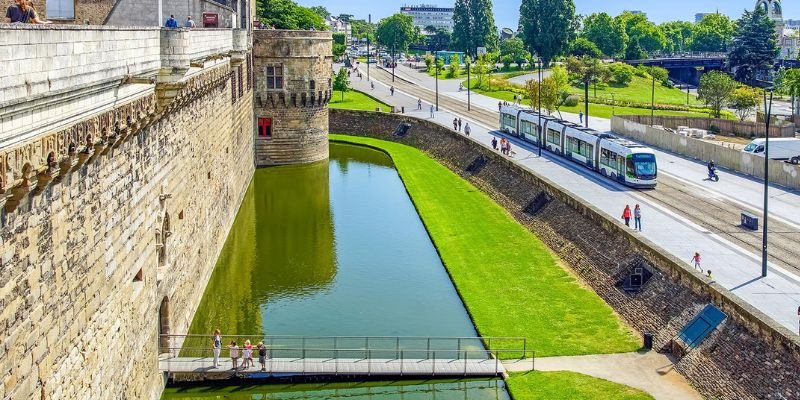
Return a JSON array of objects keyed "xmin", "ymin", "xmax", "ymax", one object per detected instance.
[{"xmin": 253, "ymin": 30, "xmax": 333, "ymax": 166}]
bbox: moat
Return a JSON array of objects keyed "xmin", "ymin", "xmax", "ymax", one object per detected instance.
[{"xmin": 162, "ymin": 143, "xmax": 510, "ymax": 399}]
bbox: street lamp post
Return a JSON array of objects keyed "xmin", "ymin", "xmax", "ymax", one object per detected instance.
[
  {"xmin": 466, "ymin": 59, "xmax": 471, "ymax": 111},
  {"xmin": 611, "ymin": 93, "xmax": 615, "ymax": 116},
  {"xmin": 651, "ymin": 75, "xmax": 656, "ymax": 126},
  {"xmin": 762, "ymin": 90, "xmax": 774, "ymax": 278},
  {"xmin": 366, "ymin": 14, "xmax": 371, "ymax": 83},
  {"xmin": 391, "ymin": 43, "xmax": 396, "ymax": 82},
  {"xmin": 537, "ymin": 56, "xmax": 542, "ymax": 157},
  {"xmin": 435, "ymin": 51, "xmax": 439, "ymax": 111}
]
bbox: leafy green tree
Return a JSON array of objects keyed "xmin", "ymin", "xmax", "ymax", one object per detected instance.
[
  {"xmin": 447, "ymin": 54, "xmax": 462, "ymax": 78},
  {"xmin": 333, "ymin": 68, "xmax": 350, "ymax": 101},
  {"xmin": 570, "ymin": 37, "xmax": 602, "ymax": 58},
  {"xmin": 259, "ymin": 0, "xmax": 326, "ymax": 30},
  {"xmin": 426, "ymin": 28, "xmax": 451, "ymax": 52},
  {"xmin": 500, "ymin": 37, "xmax": 530, "ymax": 64},
  {"xmin": 473, "ymin": 54, "xmax": 492, "ymax": 89},
  {"xmin": 728, "ymin": 7, "xmax": 779, "ymax": 85},
  {"xmin": 424, "ymin": 54, "xmax": 434, "ymax": 73},
  {"xmin": 470, "ymin": 0, "xmax": 499, "ymax": 52},
  {"xmin": 452, "ymin": 0, "xmax": 473, "ymax": 53},
  {"xmin": 698, "ymin": 70, "xmax": 737, "ymax": 118},
  {"xmin": 660, "ymin": 21, "xmax": 693, "ymax": 53},
  {"xmin": 309, "ymin": 5, "xmax": 329, "ymax": 18},
  {"xmin": 332, "ymin": 33, "xmax": 347, "ymax": 59},
  {"xmin": 782, "ymin": 68, "xmax": 800, "ymax": 99},
  {"xmin": 616, "ymin": 11, "xmax": 666, "ymax": 58},
  {"xmin": 376, "ymin": 13, "xmax": 417, "ymax": 53},
  {"xmin": 582, "ymin": 12, "xmax": 627, "ymax": 58},
  {"xmin": 550, "ymin": 65, "xmax": 570, "ymax": 90},
  {"xmin": 519, "ymin": 0, "xmax": 576, "ymax": 66},
  {"xmin": 526, "ymin": 76, "xmax": 560, "ymax": 113},
  {"xmin": 435, "ymin": 55, "xmax": 446, "ymax": 75},
  {"xmin": 691, "ymin": 13, "xmax": 735, "ymax": 52},
  {"xmin": 608, "ymin": 63, "xmax": 635, "ymax": 85},
  {"xmin": 729, "ymin": 86, "xmax": 760, "ymax": 121},
  {"xmin": 351, "ymin": 19, "xmax": 376, "ymax": 42}
]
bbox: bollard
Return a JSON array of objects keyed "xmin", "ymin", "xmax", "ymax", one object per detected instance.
[{"xmin": 402, "ymin": 106, "xmax": 405, "ymax": 114}]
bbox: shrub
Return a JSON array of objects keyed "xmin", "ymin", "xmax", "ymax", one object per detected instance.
[
  {"xmin": 608, "ymin": 63, "xmax": 634, "ymax": 86},
  {"xmin": 564, "ymin": 95, "xmax": 580, "ymax": 107},
  {"xmin": 634, "ymin": 65, "xmax": 651, "ymax": 78}
]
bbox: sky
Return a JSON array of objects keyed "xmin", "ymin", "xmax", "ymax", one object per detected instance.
[{"xmin": 295, "ymin": 0, "xmax": 800, "ymax": 28}]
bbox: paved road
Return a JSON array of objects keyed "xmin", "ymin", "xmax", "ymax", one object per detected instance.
[
  {"xmin": 351, "ymin": 64, "xmax": 800, "ymax": 335},
  {"xmin": 504, "ymin": 352, "xmax": 701, "ymax": 400}
]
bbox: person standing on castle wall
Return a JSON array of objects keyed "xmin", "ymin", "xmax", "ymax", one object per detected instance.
[
  {"xmin": 211, "ymin": 329, "xmax": 222, "ymax": 368},
  {"xmin": 165, "ymin": 14, "xmax": 178, "ymax": 28},
  {"xmin": 184, "ymin": 16, "xmax": 195, "ymax": 28},
  {"xmin": 5, "ymin": 0, "xmax": 50, "ymax": 23}
]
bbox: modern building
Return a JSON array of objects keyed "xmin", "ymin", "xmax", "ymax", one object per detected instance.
[
  {"xmin": 400, "ymin": 4, "xmax": 454, "ymax": 33},
  {"xmin": 695, "ymin": 13, "xmax": 713, "ymax": 23},
  {"xmin": 325, "ymin": 15, "xmax": 353, "ymax": 44}
]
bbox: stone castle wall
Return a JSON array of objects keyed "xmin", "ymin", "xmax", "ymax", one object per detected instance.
[
  {"xmin": 330, "ymin": 109, "xmax": 800, "ymax": 400},
  {"xmin": 0, "ymin": 57, "xmax": 254, "ymax": 400},
  {"xmin": 252, "ymin": 30, "xmax": 332, "ymax": 166}
]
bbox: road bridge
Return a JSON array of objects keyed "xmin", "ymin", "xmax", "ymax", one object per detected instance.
[
  {"xmin": 624, "ymin": 54, "xmax": 726, "ymax": 86},
  {"xmin": 159, "ymin": 335, "xmax": 530, "ymax": 380}
]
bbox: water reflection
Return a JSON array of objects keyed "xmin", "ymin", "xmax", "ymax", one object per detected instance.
[{"xmin": 163, "ymin": 379, "xmax": 511, "ymax": 400}]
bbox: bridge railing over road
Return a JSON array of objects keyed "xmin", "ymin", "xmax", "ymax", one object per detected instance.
[{"xmin": 159, "ymin": 334, "xmax": 534, "ymax": 378}]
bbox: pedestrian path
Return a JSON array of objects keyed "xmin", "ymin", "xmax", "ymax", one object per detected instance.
[
  {"xmin": 503, "ymin": 352, "xmax": 702, "ymax": 400},
  {"xmin": 347, "ymin": 66, "xmax": 800, "ymax": 335}
]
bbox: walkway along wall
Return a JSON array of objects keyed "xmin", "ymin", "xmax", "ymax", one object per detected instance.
[
  {"xmin": 612, "ymin": 116, "xmax": 800, "ymax": 190},
  {"xmin": 617, "ymin": 114, "xmax": 795, "ymax": 138},
  {"xmin": 331, "ymin": 109, "xmax": 800, "ymax": 400}
]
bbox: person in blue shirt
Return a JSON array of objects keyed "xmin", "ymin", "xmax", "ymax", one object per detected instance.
[{"xmin": 165, "ymin": 15, "xmax": 178, "ymax": 28}]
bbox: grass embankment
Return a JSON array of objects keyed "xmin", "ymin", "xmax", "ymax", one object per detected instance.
[
  {"xmin": 566, "ymin": 75, "xmax": 703, "ymax": 106},
  {"xmin": 329, "ymin": 90, "xmax": 391, "ymax": 111},
  {"xmin": 330, "ymin": 135, "xmax": 640, "ymax": 357},
  {"xmin": 506, "ymin": 371, "xmax": 654, "ymax": 400}
]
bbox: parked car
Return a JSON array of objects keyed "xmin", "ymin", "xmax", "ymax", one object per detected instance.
[{"xmin": 742, "ymin": 138, "xmax": 800, "ymax": 161}]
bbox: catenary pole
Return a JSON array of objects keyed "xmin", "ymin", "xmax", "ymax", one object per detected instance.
[
  {"xmin": 762, "ymin": 90, "xmax": 773, "ymax": 278},
  {"xmin": 538, "ymin": 56, "xmax": 542, "ymax": 157}
]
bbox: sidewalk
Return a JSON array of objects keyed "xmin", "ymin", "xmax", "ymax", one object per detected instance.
[{"xmin": 349, "ymin": 67, "xmax": 800, "ymax": 335}]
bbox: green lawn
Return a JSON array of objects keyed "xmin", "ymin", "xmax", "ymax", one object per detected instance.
[
  {"xmin": 567, "ymin": 75, "xmax": 703, "ymax": 106},
  {"xmin": 506, "ymin": 372, "xmax": 654, "ymax": 400},
  {"xmin": 330, "ymin": 135, "xmax": 640, "ymax": 357},
  {"xmin": 329, "ymin": 90, "xmax": 391, "ymax": 111}
]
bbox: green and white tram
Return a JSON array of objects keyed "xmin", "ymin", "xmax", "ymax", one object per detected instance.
[{"xmin": 499, "ymin": 106, "xmax": 657, "ymax": 188}]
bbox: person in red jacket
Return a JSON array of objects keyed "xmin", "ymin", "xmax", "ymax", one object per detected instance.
[{"xmin": 621, "ymin": 205, "xmax": 632, "ymax": 227}]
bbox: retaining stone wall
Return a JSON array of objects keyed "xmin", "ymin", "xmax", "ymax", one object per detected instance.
[
  {"xmin": 0, "ymin": 65, "xmax": 254, "ymax": 400},
  {"xmin": 331, "ymin": 109, "xmax": 800, "ymax": 400}
]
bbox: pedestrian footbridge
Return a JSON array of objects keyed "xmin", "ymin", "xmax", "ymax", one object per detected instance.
[{"xmin": 159, "ymin": 335, "xmax": 533, "ymax": 379}]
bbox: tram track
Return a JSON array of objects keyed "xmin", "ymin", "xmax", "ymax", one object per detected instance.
[{"xmin": 366, "ymin": 67, "xmax": 800, "ymax": 275}]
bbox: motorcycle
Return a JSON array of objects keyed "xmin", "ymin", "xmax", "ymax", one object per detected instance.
[{"xmin": 707, "ymin": 167, "xmax": 719, "ymax": 182}]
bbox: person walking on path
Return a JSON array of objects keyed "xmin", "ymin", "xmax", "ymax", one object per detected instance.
[
  {"xmin": 211, "ymin": 329, "xmax": 222, "ymax": 368},
  {"xmin": 457, "ymin": 118, "xmax": 462, "ymax": 132},
  {"xmin": 417, "ymin": 98, "xmax": 422, "ymax": 110},
  {"xmin": 453, "ymin": 118, "xmax": 458, "ymax": 131},
  {"xmin": 165, "ymin": 14, "xmax": 178, "ymax": 28},
  {"xmin": 691, "ymin": 252, "xmax": 702, "ymax": 271},
  {"xmin": 229, "ymin": 341, "xmax": 240, "ymax": 370},
  {"xmin": 390, "ymin": 86, "xmax": 395, "ymax": 96},
  {"xmin": 506, "ymin": 141, "xmax": 513, "ymax": 156},
  {"xmin": 370, "ymin": 81, "xmax": 375, "ymax": 90},
  {"xmin": 184, "ymin": 16, "xmax": 195, "ymax": 28},
  {"xmin": 500, "ymin": 138, "xmax": 507, "ymax": 155},
  {"xmin": 621, "ymin": 205, "xmax": 632, "ymax": 227},
  {"xmin": 464, "ymin": 123, "xmax": 471, "ymax": 136},
  {"xmin": 634, "ymin": 204, "xmax": 642, "ymax": 231},
  {"xmin": 579, "ymin": 111, "xmax": 584, "ymax": 124},
  {"xmin": 491, "ymin": 137, "xmax": 498, "ymax": 150},
  {"xmin": 429, "ymin": 104, "xmax": 435, "ymax": 118},
  {"xmin": 498, "ymin": 101, "xmax": 502, "ymax": 111}
]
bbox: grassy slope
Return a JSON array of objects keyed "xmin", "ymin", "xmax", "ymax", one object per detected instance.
[
  {"xmin": 330, "ymin": 135, "xmax": 640, "ymax": 357},
  {"xmin": 473, "ymin": 88, "xmax": 714, "ymax": 119},
  {"xmin": 506, "ymin": 372, "xmax": 654, "ymax": 400},
  {"xmin": 329, "ymin": 90, "xmax": 391, "ymax": 111},
  {"xmin": 566, "ymin": 75, "xmax": 703, "ymax": 106}
]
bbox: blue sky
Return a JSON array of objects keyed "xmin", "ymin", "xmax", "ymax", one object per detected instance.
[{"xmin": 295, "ymin": 0, "xmax": 799, "ymax": 28}]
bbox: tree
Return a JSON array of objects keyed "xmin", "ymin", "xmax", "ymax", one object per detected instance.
[
  {"xmin": 500, "ymin": 37, "xmax": 530, "ymax": 64},
  {"xmin": 526, "ymin": 76, "xmax": 560, "ymax": 114},
  {"xmin": 660, "ymin": 21, "xmax": 693, "ymax": 53},
  {"xmin": 426, "ymin": 28, "xmax": 451, "ymax": 52},
  {"xmin": 728, "ymin": 7, "xmax": 779, "ymax": 85},
  {"xmin": 782, "ymin": 68, "xmax": 800, "ymax": 100},
  {"xmin": 519, "ymin": 0, "xmax": 576, "ymax": 66},
  {"xmin": 447, "ymin": 54, "xmax": 462, "ymax": 78},
  {"xmin": 332, "ymin": 33, "xmax": 347, "ymax": 58},
  {"xmin": 616, "ymin": 11, "xmax": 666, "ymax": 58},
  {"xmin": 333, "ymin": 68, "xmax": 350, "ymax": 101},
  {"xmin": 729, "ymin": 86, "xmax": 760, "ymax": 121},
  {"xmin": 473, "ymin": 54, "xmax": 492, "ymax": 89},
  {"xmin": 309, "ymin": 5, "xmax": 329, "ymax": 19},
  {"xmin": 691, "ymin": 14, "xmax": 735, "ymax": 52},
  {"xmin": 376, "ymin": 14, "xmax": 417, "ymax": 53},
  {"xmin": 470, "ymin": 0, "xmax": 499, "ymax": 52},
  {"xmin": 698, "ymin": 71, "xmax": 737, "ymax": 118},
  {"xmin": 570, "ymin": 37, "xmax": 602, "ymax": 58},
  {"xmin": 582, "ymin": 12, "xmax": 627, "ymax": 58},
  {"xmin": 424, "ymin": 54, "xmax": 434, "ymax": 73},
  {"xmin": 550, "ymin": 65, "xmax": 570, "ymax": 90},
  {"xmin": 351, "ymin": 19, "xmax": 376, "ymax": 42},
  {"xmin": 608, "ymin": 62, "xmax": 635, "ymax": 85},
  {"xmin": 452, "ymin": 0, "xmax": 473, "ymax": 54},
  {"xmin": 259, "ymin": 0, "xmax": 326, "ymax": 30}
]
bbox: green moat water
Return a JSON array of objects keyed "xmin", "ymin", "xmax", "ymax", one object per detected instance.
[{"xmin": 163, "ymin": 143, "xmax": 510, "ymax": 399}]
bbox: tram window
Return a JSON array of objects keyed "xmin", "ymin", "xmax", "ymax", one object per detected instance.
[
  {"xmin": 547, "ymin": 129, "xmax": 560, "ymax": 144},
  {"xmin": 626, "ymin": 157, "xmax": 635, "ymax": 175}
]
